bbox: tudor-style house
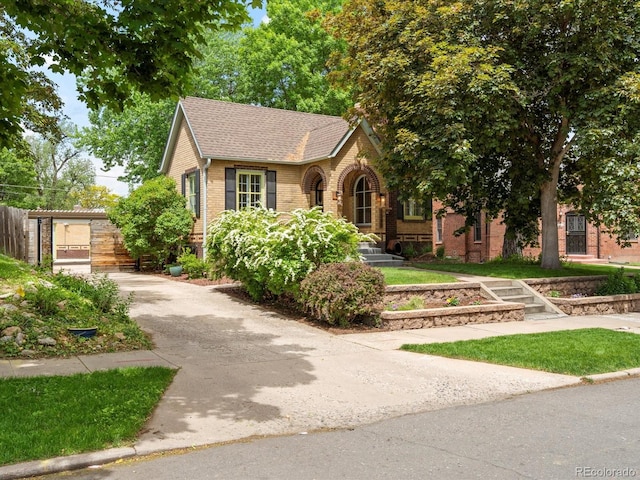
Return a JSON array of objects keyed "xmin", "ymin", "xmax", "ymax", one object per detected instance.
[{"xmin": 160, "ymin": 97, "xmax": 432, "ymax": 256}]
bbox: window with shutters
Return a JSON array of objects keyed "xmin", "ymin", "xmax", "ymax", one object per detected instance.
[
  {"xmin": 187, "ymin": 173, "xmax": 197, "ymax": 213},
  {"xmin": 237, "ymin": 170, "xmax": 265, "ymax": 209},
  {"xmin": 181, "ymin": 169, "xmax": 200, "ymax": 218}
]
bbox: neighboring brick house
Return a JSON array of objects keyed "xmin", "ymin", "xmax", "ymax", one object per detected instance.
[
  {"xmin": 159, "ymin": 97, "xmax": 432, "ymax": 256},
  {"xmin": 433, "ymin": 200, "xmax": 640, "ymax": 263}
]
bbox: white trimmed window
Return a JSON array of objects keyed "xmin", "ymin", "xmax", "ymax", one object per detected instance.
[
  {"xmin": 436, "ymin": 217, "xmax": 443, "ymax": 243},
  {"xmin": 187, "ymin": 172, "xmax": 198, "ymax": 213},
  {"xmin": 237, "ymin": 170, "xmax": 265, "ymax": 209}
]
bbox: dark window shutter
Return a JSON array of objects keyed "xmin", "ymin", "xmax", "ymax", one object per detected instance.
[
  {"xmin": 225, "ymin": 168, "xmax": 236, "ymax": 210},
  {"xmin": 194, "ymin": 169, "xmax": 201, "ymax": 218},
  {"xmin": 181, "ymin": 173, "xmax": 186, "ymax": 196},
  {"xmin": 396, "ymin": 199, "xmax": 404, "ymax": 221},
  {"xmin": 266, "ymin": 170, "xmax": 276, "ymax": 210}
]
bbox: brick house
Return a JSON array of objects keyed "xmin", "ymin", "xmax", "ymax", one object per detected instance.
[
  {"xmin": 159, "ymin": 97, "xmax": 433, "ymax": 255},
  {"xmin": 433, "ymin": 201, "xmax": 640, "ymax": 263}
]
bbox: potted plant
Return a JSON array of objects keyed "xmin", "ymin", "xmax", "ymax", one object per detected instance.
[{"xmin": 168, "ymin": 264, "xmax": 183, "ymax": 277}]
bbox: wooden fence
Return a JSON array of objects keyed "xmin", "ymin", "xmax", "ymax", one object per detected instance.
[{"xmin": 0, "ymin": 206, "xmax": 28, "ymax": 262}]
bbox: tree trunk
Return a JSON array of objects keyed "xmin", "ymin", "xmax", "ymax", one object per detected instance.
[
  {"xmin": 501, "ymin": 226, "xmax": 522, "ymax": 259},
  {"xmin": 540, "ymin": 180, "xmax": 561, "ymax": 269}
]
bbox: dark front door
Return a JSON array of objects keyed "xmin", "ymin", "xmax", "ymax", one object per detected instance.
[{"xmin": 566, "ymin": 213, "xmax": 587, "ymax": 254}]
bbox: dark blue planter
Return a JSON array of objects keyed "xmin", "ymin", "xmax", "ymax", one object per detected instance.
[{"xmin": 67, "ymin": 327, "xmax": 98, "ymax": 338}]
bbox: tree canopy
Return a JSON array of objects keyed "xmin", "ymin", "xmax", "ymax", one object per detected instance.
[
  {"xmin": 331, "ymin": 0, "xmax": 640, "ymax": 268},
  {"xmin": 1, "ymin": 0, "xmax": 259, "ymax": 149},
  {"xmin": 79, "ymin": 0, "xmax": 350, "ymax": 184}
]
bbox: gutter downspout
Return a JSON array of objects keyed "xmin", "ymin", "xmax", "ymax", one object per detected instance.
[{"xmin": 202, "ymin": 158, "xmax": 211, "ymax": 259}]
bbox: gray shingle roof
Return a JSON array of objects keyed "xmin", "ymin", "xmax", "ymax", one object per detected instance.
[{"xmin": 180, "ymin": 97, "xmax": 352, "ymax": 162}]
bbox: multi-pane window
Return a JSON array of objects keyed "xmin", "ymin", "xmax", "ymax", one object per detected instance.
[
  {"xmin": 181, "ymin": 169, "xmax": 200, "ymax": 218},
  {"xmin": 354, "ymin": 175, "xmax": 371, "ymax": 225},
  {"xmin": 403, "ymin": 199, "xmax": 425, "ymax": 220},
  {"xmin": 436, "ymin": 217, "xmax": 443, "ymax": 243},
  {"xmin": 314, "ymin": 179, "xmax": 324, "ymax": 210},
  {"xmin": 237, "ymin": 170, "xmax": 265, "ymax": 208},
  {"xmin": 187, "ymin": 173, "xmax": 198, "ymax": 213}
]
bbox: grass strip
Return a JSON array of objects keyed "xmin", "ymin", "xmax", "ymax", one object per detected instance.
[
  {"xmin": 379, "ymin": 267, "xmax": 458, "ymax": 285},
  {"xmin": 0, "ymin": 366, "xmax": 175, "ymax": 466},
  {"xmin": 401, "ymin": 328, "xmax": 640, "ymax": 376}
]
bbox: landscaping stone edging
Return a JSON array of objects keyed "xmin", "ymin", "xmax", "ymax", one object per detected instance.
[
  {"xmin": 384, "ymin": 282, "xmax": 489, "ymax": 305},
  {"xmin": 548, "ymin": 293, "xmax": 640, "ymax": 315},
  {"xmin": 380, "ymin": 302, "xmax": 525, "ymax": 330},
  {"xmin": 382, "ymin": 283, "xmax": 524, "ymax": 330},
  {"xmin": 525, "ymin": 276, "xmax": 607, "ymax": 297}
]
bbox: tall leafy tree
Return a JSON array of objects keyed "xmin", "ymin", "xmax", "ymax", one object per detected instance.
[
  {"xmin": 0, "ymin": 143, "xmax": 38, "ymax": 208},
  {"xmin": 238, "ymin": 0, "xmax": 350, "ymax": 115},
  {"xmin": 70, "ymin": 185, "xmax": 119, "ymax": 209},
  {"xmin": 81, "ymin": 1, "xmax": 350, "ymax": 184},
  {"xmin": 331, "ymin": 0, "xmax": 640, "ymax": 268},
  {"xmin": 26, "ymin": 120, "xmax": 96, "ymax": 209},
  {"xmin": 79, "ymin": 93, "xmax": 175, "ymax": 184},
  {"xmin": 1, "ymin": 0, "xmax": 258, "ymax": 148}
]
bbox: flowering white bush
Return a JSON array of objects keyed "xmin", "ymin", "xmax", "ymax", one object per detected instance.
[{"xmin": 205, "ymin": 207, "xmax": 375, "ymax": 300}]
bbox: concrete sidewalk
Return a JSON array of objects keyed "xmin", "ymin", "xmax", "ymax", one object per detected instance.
[{"xmin": 3, "ymin": 273, "xmax": 640, "ymax": 479}]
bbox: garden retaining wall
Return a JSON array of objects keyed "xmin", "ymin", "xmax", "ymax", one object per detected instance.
[
  {"xmin": 382, "ymin": 283, "xmax": 524, "ymax": 330},
  {"xmin": 524, "ymin": 276, "xmax": 606, "ymax": 297},
  {"xmin": 548, "ymin": 293, "xmax": 640, "ymax": 315}
]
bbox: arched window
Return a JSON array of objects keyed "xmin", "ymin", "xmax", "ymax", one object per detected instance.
[
  {"xmin": 354, "ymin": 175, "xmax": 371, "ymax": 225},
  {"xmin": 313, "ymin": 178, "xmax": 324, "ymax": 210}
]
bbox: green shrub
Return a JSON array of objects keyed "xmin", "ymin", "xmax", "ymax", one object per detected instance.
[
  {"xmin": 298, "ymin": 262, "xmax": 385, "ymax": 328},
  {"xmin": 51, "ymin": 272, "xmax": 128, "ymax": 316},
  {"xmin": 177, "ymin": 249, "xmax": 208, "ymax": 279},
  {"xmin": 206, "ymin": 207, "xmax": 374, "ymax": 301},
  {"xmin": 435, "ymin": 245, "xmax": 446, "ymax": 259},
  {"xmin": 107, "ymin": 176, "xmax": 194, "ymax": 268},
  {"xmin": 595, "ymin": 268, "xmax": 637, "ymax": 295}
]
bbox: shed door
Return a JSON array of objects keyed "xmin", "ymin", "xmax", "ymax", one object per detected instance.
[{"xmin": 566, "ymin": 213, "xmax": 586, "ymax": 254}]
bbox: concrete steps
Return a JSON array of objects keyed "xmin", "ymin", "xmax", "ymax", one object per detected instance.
[
  {"xmin": 358, "ymin": 243, "xmax": 405, "ymax": 267},
  {"xmin": 482, "ymin": 280, "xmax": 566, "ymax": 320}
]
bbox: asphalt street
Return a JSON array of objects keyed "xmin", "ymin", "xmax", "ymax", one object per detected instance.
[{"xmin": 38, "ymin": 376, "xmax": 640, "ymax": 480}]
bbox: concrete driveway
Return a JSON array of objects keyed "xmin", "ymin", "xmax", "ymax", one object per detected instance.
[{"xmin": 110, "ymin": 273, "xmax": 583, "ymax": 456}]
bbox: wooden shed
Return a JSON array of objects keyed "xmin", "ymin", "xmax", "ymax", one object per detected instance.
[{"xmin": 28, "ymin": 209, "xmax": 135, "ymax": 273}]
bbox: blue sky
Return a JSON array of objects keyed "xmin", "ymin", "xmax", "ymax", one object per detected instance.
[{"xmin": 53, "ymin": 5, "xmax": 267, "ymax": 196}]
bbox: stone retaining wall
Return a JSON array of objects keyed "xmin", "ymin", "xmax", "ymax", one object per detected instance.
[
  {"xmin": 384, "ymin": 283, "xmax": 487, "ymax": 306},
  {"xmin": 381, "ymin": 283, "xmax": 523, "ymax": 330},
  {"xmin": 380, "ymin": 302, "xmax": 524, "ymax": 330},
  {"xmin": 525, "ymin": 276, "xmax": 607, "ymax": 296},
  {"xmin": 549, "ymin": 293, "xmax": 640, "ymax": 315}
]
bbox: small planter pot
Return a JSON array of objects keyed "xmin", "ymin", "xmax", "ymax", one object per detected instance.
[
  {"xmin": 169, "ymin": 265, "xmax": 183, "ymax": 277},
  {"xmin": 67, "ymin": 327, "xmax": 98, "ymax": 338}
]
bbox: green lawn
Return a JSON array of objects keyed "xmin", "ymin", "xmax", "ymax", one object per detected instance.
[
  {"xmin": 401, "ymin": 328, "xmax": 640, "ymax": 376},
  {"xmin": 379, "ymin": 267, "xmax": 458, "ymax": 285},
  {"xmin": 412, "ymin": 260, "xmax": 623, "ymax": 279},
  {"xmin": 0, "ymin": 367, "xmax": 175, "ymax": 466}
]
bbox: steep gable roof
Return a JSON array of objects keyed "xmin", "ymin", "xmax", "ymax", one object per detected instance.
[{"xmin": 160, "ymin": 97, "xmax": 372, "ymax": 172}]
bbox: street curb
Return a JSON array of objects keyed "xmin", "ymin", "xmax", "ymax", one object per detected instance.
[
  {"xmin": 584, "ymin": 367, "xmax": 640, "ymax": 383},
  {"xmin": 0, "ymin": 447, "xmax": 136, "ymax": 480}
]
